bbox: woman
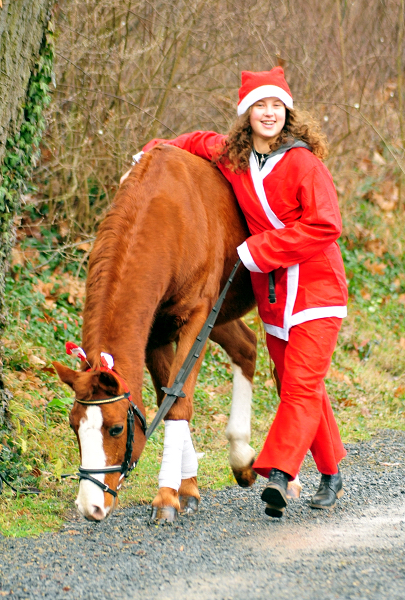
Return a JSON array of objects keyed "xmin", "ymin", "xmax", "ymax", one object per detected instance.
[{"xmin": 140, "ymin": 67, "xmax": 348, "ymax": 518}]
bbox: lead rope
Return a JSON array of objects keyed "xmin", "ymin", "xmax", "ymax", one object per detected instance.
[
  {"xmin": 145, "ymin": 258, "xmax": 242, "ymax": 440},
  {"xmin": 0, "ymin": 471, "xmax": 40, "ymax": 496}
]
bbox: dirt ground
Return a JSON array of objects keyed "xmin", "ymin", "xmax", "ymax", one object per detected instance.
[{"xmin": 1, "ymin": 430, "xmax": 405, "ymax": 599}]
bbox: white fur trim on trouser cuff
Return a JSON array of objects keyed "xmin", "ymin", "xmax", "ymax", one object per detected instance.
[
  {"xmin": 181, "ymin": 427, "xmax": 198, "ymax": 480},
  {"xmin": 159, "ymin": 420, "xmax": 188, "ymax": 491},
  {"xmin": 237, "ymin": 241, "xmax": 264, "ymax": 273},
  {"xmin": 237, "ymin": 85, "xmax": 293, "ymax": 115},
  {"xmin": 131, "ymin": 151, "xmax": 144, "ymax": 165}
]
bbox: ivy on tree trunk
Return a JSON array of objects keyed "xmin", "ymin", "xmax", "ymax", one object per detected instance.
[{"xmin": 0, "ymin": 0, "xmax": 55, "ymax": 428}]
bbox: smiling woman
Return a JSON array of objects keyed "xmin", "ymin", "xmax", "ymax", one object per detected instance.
[{"xmin": 141, "ymin": 67, "xmax": 348, "ymax": 519}]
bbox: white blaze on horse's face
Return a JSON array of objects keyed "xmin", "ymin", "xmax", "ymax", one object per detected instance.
[{"xmin": 76, "ymin": 405, "xmax": 110, "ymax": 521}]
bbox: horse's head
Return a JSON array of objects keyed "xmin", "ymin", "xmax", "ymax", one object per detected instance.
[{"xmin": 53, "ymin": 362, "xmax": 146, "ymax": 521}]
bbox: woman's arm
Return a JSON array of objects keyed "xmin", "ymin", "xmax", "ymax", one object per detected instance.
[
  {"xmin": 142, "ymin": 131, "xmax": 226, "ymax": 162},
  {"xmin": 238, "ymin": 164, "xmax": 342, "ymax": 273}
]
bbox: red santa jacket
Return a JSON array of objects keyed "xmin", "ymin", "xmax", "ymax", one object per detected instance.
[{"xmin": 142, "ymin": 131, "xmax": 348, "ymax": 341}]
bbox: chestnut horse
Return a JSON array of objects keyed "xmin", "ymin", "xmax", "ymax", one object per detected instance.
[{"xmin": 53, "ymin": 145, "xmax": 264, "ymax": 521}]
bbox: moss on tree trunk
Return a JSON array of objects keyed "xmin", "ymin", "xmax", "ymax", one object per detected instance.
[{"xmin": 0, "ymin": 0, "xmax": 54, "ymax": 428}]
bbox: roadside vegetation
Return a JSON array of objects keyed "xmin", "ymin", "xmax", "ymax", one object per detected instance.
[
  {"xmin": 1, "ymin": 0, "xmax": 404, "ymax": 537},
  {"xmin": 1, "ymin": 200, "xmax": 405, "ymax": 537}
]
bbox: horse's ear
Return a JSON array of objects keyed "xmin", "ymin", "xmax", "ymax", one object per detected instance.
[
  {"xmin": 52, "ymin": 361, "xmax": 78, "ymax": 389},
  {"xmin": 98, "ymin": 371, "xmax": 120, "ymax": 395}
]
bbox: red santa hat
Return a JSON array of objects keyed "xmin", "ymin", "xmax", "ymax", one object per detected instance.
[{"xmin": 237, "ymin": 67, "xmax": 293, "ymax": 116}]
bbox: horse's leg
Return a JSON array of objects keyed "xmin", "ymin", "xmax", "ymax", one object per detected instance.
[
  {"xmin": 146, "ymin": 342, "xmax": 201, "ymax": 515},
  {"xmin": 147, "ymin": 305, "xmax": 209, "ymax": 521},
  {"xmin": 146, "ymin": 342, "xmax": 175, "ymax": 406},
  {"xmin": 210, "ymin": 319, "xmax": 258, "ymax": 488}
]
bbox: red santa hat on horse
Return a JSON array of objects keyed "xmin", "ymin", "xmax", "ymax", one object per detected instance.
[{"xmin": 237, "ymin": 67, "xmax": 294, "ymax": 115}]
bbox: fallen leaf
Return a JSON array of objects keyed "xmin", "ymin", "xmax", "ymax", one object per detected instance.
[
  {"xmin": 372, "ymin": 192, "xmax": 396, "ymax": 212},
  {"xmin": 66, "ymin": 530, "xmax": 80, "ymax": 535},
  {"xmin": 180, "ymin": 545, "xmax": 184, "ymax": 551},
  {"xmin": 76, "ymin": 242, "xmax": 92, "ymax": 252},
  {"xmin": 372, "ymin": 151, "xmax": 386, "ymax": 166},
  {"xmin": 59, "ymin": 221, "xmax": 70, "ymax": 237},
  {"xmin": 328, "ymin": 367, "xmax": 345, "ymax": 381},
  {"xmin": 380, "ymin": 462, "xmax": 400, "ymax": 467},
  {"xmin": 365, "ymin": 239, "xmax": 387, "ymax": 257},
  {"xmin": 363, "ymin": 259, "xmax": 387, "ymax": 275},
  {"xmin": 394, "ymin": 385, "xmax": 405, "ymax": 397},
  {"xmin": 211, "ymin": 414, "xmax": 227, "ymax": 423},
  {"xmin": 264, "ymin": 379, "xmax": 274, "ymax": 388},
  {"xmin": 29, "ymin": 355, "xmax": 46, "ymax": 367}
]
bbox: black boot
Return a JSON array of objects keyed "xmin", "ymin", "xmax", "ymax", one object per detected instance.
[
  {"xmin": 310, "ymin": 470, "xmax": 344, "ymax": 509},
  {"xmin": 261, "ymin": 468, "xmax": 289, "ymax": 518}
]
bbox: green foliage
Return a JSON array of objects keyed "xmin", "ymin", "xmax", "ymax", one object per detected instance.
[
  {"xmin": 340, "ymin": 241, "xmax": 405, "ymax": 325},
  {"xmin": 0, "ymin": 22, "xmax": 54, "ymax": 220},
  {"xmin": 2, "ymin": 236, "xmax": 405, "ymax": 536},
  {"xmin": 0, "ymin": 20, "xmax": 55, "ymax": 378}
]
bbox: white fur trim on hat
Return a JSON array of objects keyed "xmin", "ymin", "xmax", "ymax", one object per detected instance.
[{"xmin": 237, "ymin": 85, "xmax": 293, "ymax": 115}]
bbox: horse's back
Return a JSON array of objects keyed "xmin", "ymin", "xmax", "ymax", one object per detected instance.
[{"xmin": 107, "ymin": 145, "xmax": 255, "ymax": 333}]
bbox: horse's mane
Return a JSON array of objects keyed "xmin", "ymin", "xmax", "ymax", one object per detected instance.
[{"xmin": 82, "ymin": 152, "xmax": 155, "ymax": 367}]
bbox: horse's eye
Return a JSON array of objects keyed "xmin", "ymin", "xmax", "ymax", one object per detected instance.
[{"xmin": 109, "ymin": 425, "xmax": 124, "ymax": 437}]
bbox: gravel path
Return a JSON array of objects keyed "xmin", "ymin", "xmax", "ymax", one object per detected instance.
[{"xmin": 1, "ymin": 429, "xmax": 405, "ymax": 600}]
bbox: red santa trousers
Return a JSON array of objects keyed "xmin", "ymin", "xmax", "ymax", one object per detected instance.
[{"xmin": 253, "ymin": 317, "xmax": 346, "ymax": 479}]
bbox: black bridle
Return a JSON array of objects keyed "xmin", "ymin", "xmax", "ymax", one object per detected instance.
[{"xmin": 76, "ymin": 391, "xmax": 147, "ymax": 498}]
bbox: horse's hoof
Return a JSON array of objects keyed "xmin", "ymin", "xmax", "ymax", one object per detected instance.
[
  {"xmin": 287, "ymin": 480, "xmax": 302, "ymax": 500},
  {"xmin": 179, "ymin": 495, "xmax": 199, "ymax": 515},
  {"xmin": 150, "ymin": 505, "xmax": 178, "ymax": 523},
  {"xmin": 232, "ymin": 463, "xmax": 257, "ymax": 488}
]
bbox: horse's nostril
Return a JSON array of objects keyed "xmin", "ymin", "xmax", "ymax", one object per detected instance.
[{"xmin": 91, "ymin": 505, "xmax": 106, "ymax": 521}]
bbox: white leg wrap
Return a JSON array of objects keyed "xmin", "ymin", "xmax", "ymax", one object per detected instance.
[
  {"xmin": 158, "ymin": 420, "xmax": 188, "ymax": 491},
  {"xmin": 226, "ymin": 363, "xmax": 255, "ymax": 470},
  {"xmin": 181, "ymin": 425, "xmax": 198, "ymax": 480}
]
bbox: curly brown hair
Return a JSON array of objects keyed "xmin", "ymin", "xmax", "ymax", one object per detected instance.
[{"xmin": 214, "ymin": 107, "xmax": 329, "ymax": 173}]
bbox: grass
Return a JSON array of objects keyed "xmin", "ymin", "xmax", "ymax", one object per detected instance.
[{"xmin": 1, "ymin": 230, "xmax": 405, "ymax": 537}]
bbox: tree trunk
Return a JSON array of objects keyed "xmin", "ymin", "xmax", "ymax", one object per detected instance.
[{"xmin": 0, "ymin": 0, "xmax": 54, "ymax": 428}]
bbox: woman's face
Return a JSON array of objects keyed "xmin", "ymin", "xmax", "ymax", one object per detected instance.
[{"xmin": 249, "ymin": 97, "xmax": 286, "ymax": 152}]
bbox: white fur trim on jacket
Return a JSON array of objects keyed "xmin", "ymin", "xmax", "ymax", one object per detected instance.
[{"xmin": 237, "ymin": 241, "xmax": 264, "ymax": 273}]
